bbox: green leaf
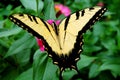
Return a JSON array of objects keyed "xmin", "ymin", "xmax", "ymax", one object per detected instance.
[
  {"xmin": 83, "ymin": 45, "xmax": 101, "ymax": 53},
  {"xmin": 101, "ymin": 39, "xmax": 116, "ymax": 52},
  {"xmin": 33, "ymin": 50, "xmax": 58, "ymax": 80},
  {"xmin": 0, "ymin": 27, "xmax": 22, "ymax": 37},
  {"xmin": 20, "ymin": 0, "xmax": 37, "ymax": 12},
  {"xmin": 11, "ymin": 6, "xmax": 23, "ymax": 13},
  {"xmin": 63, "ymin": 70, "xmax": 77, "ymax": 80},
  {"xmin": 93, "ymin": 23, "xmax": 105, "ymax": 37},
  {"xmin": 0, "ymin": 39, "xmax": 9, "ymax": 48},
  {"xmin": 0, "ymin": 20, "xmax": 4, "ymax": 28},
  {"xmin": 42, "ymin": 58, "xmax": 58, "ymax": 80},
  {"xmin": 36, "ymin": 0, "xmax": 44, "ymax": 15},
  {"xmin": 84, "ymin": 32, "xmax": 99, "ymax": 45},
  {"xmin": 4, "ymin": 33, "xmax": 35, "ymax": 58},
  {"xmin": 15, "ymin": 68, "xmax": 33, "ymax": 80},
  {"xmin": 15, "ymin": 49, "xmax": 31, "ymax": 66},
  {"xmin": 0, "ymin": 67, "xmax": 19, "ymax": 80},
  {"xmin": 77, "ymin": 54, "xmax": 97, "ymax": 70},
  {"xmin": 116, "ymin": 27, "xmax": 120, "ymax": 48},
  {"xmin": 33, "ymin": 50, "xmax": 48, "ymax": 80},
  {"xmin": 99, "ymin": 63, "xmax": 120, "ymax": 75},
  {"xmin": 44, "ymin": 0, "xmax": 56, "ymax": 20},
  {"xmin": 89, "ymin": 63, "xmax": 100, "ymax": 78},
  {"xmin": 0, "ymin": 5, "xmax": 12, "ymax": 17}
]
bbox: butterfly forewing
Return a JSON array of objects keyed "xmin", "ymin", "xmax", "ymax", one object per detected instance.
[
  {"xmin": 9, "ymin": 14, "xmax": 61, "ymax": 54},
  {"xmin": 59, "ymin": 6, "xmax": 107, "ymax": 55}
]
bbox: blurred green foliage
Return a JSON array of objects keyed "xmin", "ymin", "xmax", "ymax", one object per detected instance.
[{"xmin": 0, "ymin": 0, "xmax": 120, "ymax": 80}]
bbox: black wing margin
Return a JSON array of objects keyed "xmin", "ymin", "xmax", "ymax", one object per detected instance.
[{"xmin": 9, "ymin": 14, "xmax": 61, "ymax": 56}]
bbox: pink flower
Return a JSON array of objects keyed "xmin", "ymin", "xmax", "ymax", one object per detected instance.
[
  {"xmin": 47, "ymin": 4, "xmax": 71, "ymax": 25},
  {"xmin": 47, "ymin": 20, "xmax": 61, "ymax": 26},
  {"xmin": 55, "ymin": 4, "xmax": 71, "ymax": 17},
  {"xmin": 55, "ymin": 20, "xmax": 61, "ymax": 25},
  {"xmin": 46, "ymin": 20, "xmax": 54, "ymax": 25},
  {"xmin": 97, "ymin": 2, "xmax": 104, "ymax": 7},
  {"xmin": 37, "ymin": 4, "xmax": 71, "ymax": 51},
  {"xmin": 36, "ymin": 38, "xmax": 45, "ymax": 52}
]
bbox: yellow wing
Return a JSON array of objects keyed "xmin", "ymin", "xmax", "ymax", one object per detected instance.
[
  {"xmin": 9, "ymin": 6, "xmax": 107, "ymax": 74},
  {"xmin": 9, "ymin": 14, "xmax": 61, "ymax": 54},
  {"xmin": 9, "ymin": 6, "xmax": 107, "ymax": 56},
  {"xmin": 59, "ymin": 6, "xmax": 107, "ymax": 55}
]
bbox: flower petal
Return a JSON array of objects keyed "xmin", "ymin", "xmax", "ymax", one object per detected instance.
[
  {"xmin": 47, "ymin": 20, "xmax": 54, "ymax": 25},
  {"xmin": 36, "ymin": 38, "xmax": 45, "ymax": 52},
  {"xmin": 97, "ymin": 2, "xmax": 104, "ymax": 7},
  {"xmin": 55, "ymin": 20, "xmax": 61, "ymax": 26},
  {"xmin": 55, "ymin": 4, "xmax": 71, "ymax": 17}
]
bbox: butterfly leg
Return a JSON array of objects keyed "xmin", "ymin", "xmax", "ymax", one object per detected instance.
[
  {"xmin": 75, "ymin": 66, "xmax": 80, "ymax": 74},
  {"xmin": 71, "ymin": 65, "xmax": 88, "ymax": 80},
  {"xmin": 59, "ymin": 67, "xmax": 64, "ymax": 80}
]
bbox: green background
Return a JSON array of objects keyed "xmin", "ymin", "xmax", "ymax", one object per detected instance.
[{"xmin": 0, "ymin": 0, "xmax": 120, "ymax": 80}]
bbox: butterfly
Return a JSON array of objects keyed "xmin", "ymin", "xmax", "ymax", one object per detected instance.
[{"xmin": 9, "ymin": 6, "xmax": 107, "ymax": 79}]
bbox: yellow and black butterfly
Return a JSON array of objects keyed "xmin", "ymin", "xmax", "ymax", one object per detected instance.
[{"xmin": 9, "ymin": 6, "xmax": 107, "ymax": 79}]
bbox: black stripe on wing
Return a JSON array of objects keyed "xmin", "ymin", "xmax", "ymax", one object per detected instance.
[
  {"xmin": 10, "ymin": 14, "xmax": 59, "ymax": 42},
  {"xmin": 9, "ymin": 15, "xmax": 44, "ymax": 39},
  {"xmin": 64, "ymin": 15, "xmax": 70, "ymax": 30},
  {"xmin": 75, "ymin": 11, "xmax": 80, "ymax": 20},
  {"xmin": 9, "ymin": 14, "xmax": 55, "ymax": 53},
  {"xmin": 63, "ymin": 7, "xmax": 107, "ymax": 37},
  {"xmin": 81, "ymin": 7, "xmax": 107, "ymax": 33},
  {"xmin": 55, "ymin": 7, "xmax": 107, "ymax": 70},
  {"xmin": 9, "ymin": 14, "xmax": 66, "ymax": 70}
]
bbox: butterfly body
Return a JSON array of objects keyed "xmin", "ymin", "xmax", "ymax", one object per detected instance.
[{"xmin": 9, "ymin": 6, "xmax": 107, "ymax": 79}]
